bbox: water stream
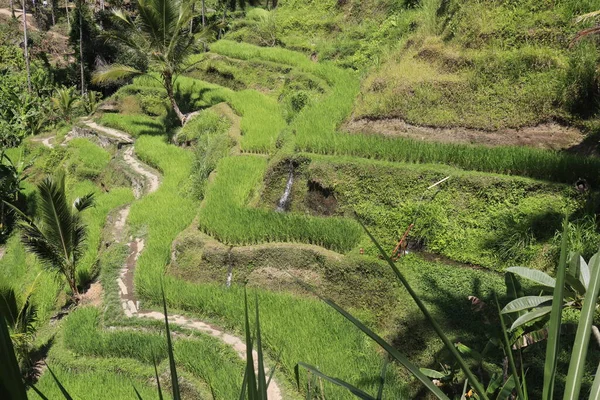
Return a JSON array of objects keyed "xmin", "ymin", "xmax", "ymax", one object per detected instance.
[{"xmin": 275, "ymin": 162, "xmax": 294, "ymax": 212}]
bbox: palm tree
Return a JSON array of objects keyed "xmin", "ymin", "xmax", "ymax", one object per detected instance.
[
  {"xmin": 0, "ymin": 278, "xmax": 38, "ymax": 370},
  {"xmin": 52, "ymin": 86, "xmax": 79, "ymax": 122},
  {"xmin": 92, "ymin": 0, "xmax": 196, "ymax": 125},
  {"xmin": 9, "ymin": 173, "xmax": 94, "ymax": 301}
]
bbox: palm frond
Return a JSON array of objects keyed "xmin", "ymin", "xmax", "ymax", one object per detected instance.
[
  {"xmin": 91, "ymin": 65, "xmax": 144, "ymax": 85},
  {"xmin": 37, "ymin": 174, "xmax": 73, "ymax": 262},
  {"xmin": 73, "ymin": 193, "xmax": 95, "ymax": 212},
  {"xmin": 0, "ymin": 287, "xmax": 18, "ymax": 328}
]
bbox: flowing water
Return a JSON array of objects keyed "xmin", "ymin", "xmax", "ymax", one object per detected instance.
[{"xmin": 275, "ymin": 163, "xmax": 294, "ymax": 212}]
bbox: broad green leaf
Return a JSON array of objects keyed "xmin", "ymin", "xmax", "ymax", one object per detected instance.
[
  {"xmin": 495, "ymin": 376, "xmax": 516, "ymax": 400},
  {"xmin": 542, "ymin": 218, "xmax": 569, "ymax": 400},
  {"xmin": 563, "ymin": 249, "xmax": 600, "ymax": 400},
  {"xmin": 509, "ymin": 306, "xmax": 552, "ymax": 331},
  {"xmin": 456, "ymin": 343, "xmax": 483, "ymax": 363},
  {"xmin": 297, "ymin": 362, "xmax": 376, "ymax": 400},
  {"xmin": 506, "ymin": 267, "xmax": 556, "ymax": 289},
  {"xmin": 420, "ymin": 368, "xmax": 446, "ymax": 379},
  {"xmin": 568, "ymin": 254, "xmax": 589, "ymax": 292},
  {"xmin": 501, "ymin": 296, "xmax": 553, "ymax": 314}
]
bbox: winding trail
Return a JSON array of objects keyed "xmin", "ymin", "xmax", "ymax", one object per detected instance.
[{"xmin": 80, "ymin": 119, "xmax": 282, "ymax": 400}]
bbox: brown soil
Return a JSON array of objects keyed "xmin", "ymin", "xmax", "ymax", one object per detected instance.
[
  {"xmin": 80, "ymin": 282, "xmax": 104, "ymax": 307},
  {"xmin": 345, "ymin": 118, "xmax": 586, "ymax": 151}
]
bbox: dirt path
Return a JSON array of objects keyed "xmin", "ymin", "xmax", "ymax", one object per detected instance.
[
  {"xmin": 90, "ymin": 121, "xmax": 283, "ymax": 399},
  {"xmin": 345, "ymin": 118, "xmax": 585, "ymax": 151}
]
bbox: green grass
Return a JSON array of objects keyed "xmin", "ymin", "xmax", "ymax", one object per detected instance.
[
  {"xmin": 64, "ymin": 138, "xmax": 111, "ymax": 180},
  {"xmin": 0, "ymin": 235, "xmax": 61, "ymax": 324},
  {"xmin": 59, "ymin": 306, "xmax": 244, "ymax": 399},
  {"xmin": 128, "ymin": 135, "xmax": 197, "ymax": 299},
  {"xmin": 97, "ymin": 113, "xmax": 166, "ymax": 137},
  {"xmin": 161, "ymin": 278, "xmax": 409, "ymax": 399},
  {"xmin": 284, "ymin": 153, "xmax": 582, "ymax": 270},
  {"xmin": 176, "ymin": 109, "xmax": 230, "ymax": 144},
  {"xmin": 69, "ymin": 180, "xmax": 133, "ymax": 287},
  {"xmin": 198, "ymin": 155, "xmax": 362, "ymax": 253}
]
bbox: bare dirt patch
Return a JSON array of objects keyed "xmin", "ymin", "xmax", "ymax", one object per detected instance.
[
  {"xmin": 345, "ymin": 118, "xmax": 585, "ymax": 151},
  {"xmin": 80, "ymin": 282, "xmax": 104, "ymax": 307}
]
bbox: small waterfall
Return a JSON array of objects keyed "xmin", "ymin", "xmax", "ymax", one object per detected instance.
[{"xmin": 276, "ymin": 163, "xmax": 294, "ymax": 212}]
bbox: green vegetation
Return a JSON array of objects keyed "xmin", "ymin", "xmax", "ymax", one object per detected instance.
[{"xmin": 199, "ymin": 156, "xmax": 362, "ymax": 252}]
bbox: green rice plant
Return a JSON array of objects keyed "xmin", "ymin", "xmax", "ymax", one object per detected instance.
[
  {"xmin": 198, "ymin": 156, "xmax": 362, "ymax": 253},
  {"xmin": 128, "ymin": 136, "xmax": 197, "ymax": 300},
  {"xmin": 176, "ymin": 109, "xmax": 230, "ymax": 145},
  {"xmin": 0, "ymin": 235, "xmax": 61, "ymax": 325},
  {"xmin": 228, "ymin": 90, "xmax": 286, "ymax": 153},
  {"xmin": 161, "ymin": 279, "xmax": 409, "ymax": 399},
  {"xmin": 64, "ymin": 139, "xmax": 111, "ymax": 180},
  {"xmin": 97, "ymin": 114, "xmax": 166, "ymax": 138}
]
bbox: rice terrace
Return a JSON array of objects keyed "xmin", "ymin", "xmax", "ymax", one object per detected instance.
[{"xmin": 2, "ymin": 0, "xmax": 600, "ymax": 399}]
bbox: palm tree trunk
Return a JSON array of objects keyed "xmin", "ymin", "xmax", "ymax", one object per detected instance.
[
  {"xmin": 201, "ymin": 0, "xmax": 205, "ymax": 26},
  {"xmin": 78, "ymin": 0, "xmax": 85, "ymax": 96},
  {"xmin": 65, "ymin": 0, "xmax": 70, "ymax": 29},
  {"xmin": 22, "ymin": 0, "xmax": 32, "ymax": 93},
  {"xmin": 50, "ymin": 0, "xmax": 55, "ymax": 25},
  {"xmin": 164, "ymin": 73, "xmax": 186, "ymax": 125},
  {"xmin": 10, "ymin": 0, "xmax": 15, "ymax": 18},
  {"xmin": 189, "ymin": 2, "xmax": 194, "ymax": 32}
]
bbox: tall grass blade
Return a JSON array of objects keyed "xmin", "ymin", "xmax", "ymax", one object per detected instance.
[
  {"xmin": 255, "ymin": 294, "xmax": 268, "ymax": 399},
  {"xmin": 153, "ymin": 353, "xmax": 164, "ymax": 400},
  {"xmin": 296, "ymin": 362, "xmax": 376, "ymax": 400},
  {"xmin": 46, "ymin": 363, "xmax": 74, "ymax": 400},
  {"xmin": 161, "ymin": 285, "xmax": 181, "ymax": 400},
  {"xmin": 563, "ymin": 249, "xmax": 600, "ymax": 400},
  {"xmin": 542, "ymin": 218, "xmax": 569, "ymax": 400},
  {"xmin": 266, "ymin": 364, "xmax": 276, "ymax": 389},
  {"xmin": 589, "ymin": 363, "xmax": 600, "ymax": 399},
  {"xmin": 360, "ymin": 221, "xmax": 487, "ymax": 399},
  {"xmin": 496, "ymin": 295, "xmax": 526, "ymax": 400},
  {"xmin": 376, "ymin": 359, "xmax": 389, "ymax": 400},
  {"xmin": 132, "ymin": 385, "xmax": 144, "ymax": 400},
  {"xmin": 239, "ymin": 368, "xmax": 248, "ymax": 400},
  {"xmin": 29, "ymin": 384, "xmax": 50, "ymax": 400},
  {"xmin": 0, "ymin": 315, "xmax": 27, "ymax": 400},
  {"xmin": 318, "ymin": 294, "xmax": 449, "ymax": 399},
  {"xmin": 244, "ymin": 288, "xmax": 257, "ymax": 399}
]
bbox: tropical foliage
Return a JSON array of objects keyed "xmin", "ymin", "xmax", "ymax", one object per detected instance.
[
  {"xmin": 9, "ymin": 173, "xmax": 94, "ymax": 300},
  {"xmin": 92, "ymin": 0, "xmax": 196, "ymax": 125}
]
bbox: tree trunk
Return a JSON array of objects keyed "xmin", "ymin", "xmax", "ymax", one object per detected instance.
[
  {"xmin": 22, "ymin": 0, "xmax": 32, "ymax": 93},
  {"xmin": 65, "ymin": 0, "xmax": 70, "ymax": 29},
  {"xmin": 50, "ymin": 0, "xmax": 55, "ymax": 25},
  {"xmin": 189, "ymin": 2, "xmax": 194, "ymax": 32},
  {"xmin": 10, "ymin": 0, "xmax": 15, "ymax": 18},
  {"xmin": 201, "ymin": 0, "xmax": 205, "ymax": 26},
  {"xmin": 78, "ymin": 0, "xmax": 85, "ymax": 96},
  {"xmin": 164, "ymin": 73, "xmax": 186, "ymax": 125}
]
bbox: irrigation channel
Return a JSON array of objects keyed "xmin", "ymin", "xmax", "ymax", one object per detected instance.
[{"xmin": 41, "ymin": 119, "xmax": 283, "ymax": 400}]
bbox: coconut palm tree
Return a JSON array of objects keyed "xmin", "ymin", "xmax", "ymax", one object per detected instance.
[
  {"xmin": 51, "ymin": 86, "xmax": 79, "ymax": 122},
  {"xmin": 9, "ymin": 173, "xmax": 94, "ymax": 301},
  {"xmin": 92, "ymin": 0, "xmax": 196, "ymax": 125}
]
